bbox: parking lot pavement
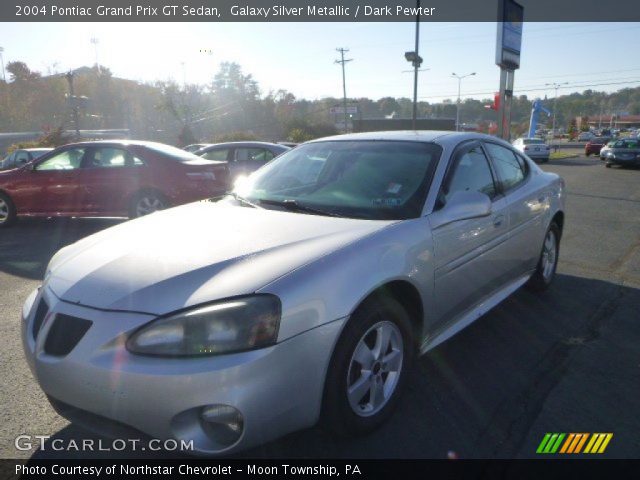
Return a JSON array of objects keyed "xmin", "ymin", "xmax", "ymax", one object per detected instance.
[{"xmin": 1, "ymin": 156, "xmax": 639, "ymax": 459}]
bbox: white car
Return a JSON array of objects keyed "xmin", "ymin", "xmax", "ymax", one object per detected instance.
[
  {"xmin": 577, "ymin": 132, "xmax": 595, "ymax": 142},
  {"xmin": 512, "ymin": 138, "xmax": 550, "ymax": 163}
]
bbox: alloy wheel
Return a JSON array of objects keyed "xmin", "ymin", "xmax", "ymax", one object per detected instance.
[
  {"xmin": 541, "ymin": 229, "xmax": 557, "ymax": 282},
  {"xmin": 346, "ymin": 320, "xmax": 404, "ymax": 417},
  {"xmin": 135, "ymin": 195, "xmax": 164, "ymax": 217},
  {"xmin": 0, "ymin": 198, "xmax": 8, "ymax": 224}
]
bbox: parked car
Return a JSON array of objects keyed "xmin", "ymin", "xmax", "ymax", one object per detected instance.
[
  {"xmin": 577, "ymin": 131, "xmax": 594, "ymax": 142},
  {"xmin": 0, "ymin": 140, "xmax": 228, "ymax": 227},
  {"xmin": 0, "ymin": 148, "xmax": 53, "ymax": 170},
  {"xmin": 599, "ymin": 140, "xmax": 616, "ymax": 160},
  {"xmin": 602, "ymin": 138, "xmax": 640, "ymax": 168},
  {"xmin": 183, "ymin": 143, "xmax": 212, "ymax": 153},
  {"xmin": 584, "ymin": 137, "xmax": 611, "ymax": 156},
  {"xmin": 512, "ymin": 137, "xmax": 550, "ymax": 162},
  {"xmin": 194, "ymin": 141, "xmax": 290, "ymax": 183},
  {"xmin": 22, "ymin": 131, "xmax": 565, "ymax": 455}
]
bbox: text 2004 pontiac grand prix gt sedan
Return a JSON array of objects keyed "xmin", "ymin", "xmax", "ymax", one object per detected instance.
[{"xmin": 22, "ymin": 131, "xmax": 565, "ymax": 455}]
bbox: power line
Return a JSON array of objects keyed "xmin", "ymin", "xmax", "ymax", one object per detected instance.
[{"xmin": 416, "ymin": 79, "xmax": 640, "ymax": 101}]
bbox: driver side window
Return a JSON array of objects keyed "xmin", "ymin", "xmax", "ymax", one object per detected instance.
[
  {"xmin": 438, "ymin": 145, "xmax": 497, "ymax": 208},
  {"xmin": 35, "ymin": 148, "xmax": 86, "ymax": 171}
]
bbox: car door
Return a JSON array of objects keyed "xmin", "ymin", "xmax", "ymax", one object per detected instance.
[
  {"xmin": 18, "ymin": 146, "xmax": 87, "ymax": 214},
  {"xmin": 234, "ymin": 147, "xmax": 274, "ymax": 175},
  {"xmin": 430, "ymin": 141, "xmax": 510, "ymax": 331},
  {"xmin": 484, "ymin": 142, "xmax": 546, "ymax": 277},
  {"xmin": 79, "ymin": 146, "xmax": 145, "ymax": 215}
]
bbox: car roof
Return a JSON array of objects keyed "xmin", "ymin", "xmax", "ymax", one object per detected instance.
[
  {"xmin": 22, "ymin": 147, "xmax": 53, "ymax": 152},
  {"xmin": 49, "ymin": 139, "xmax": 168, "ymax": 149},
  {"xmin": 199, "ymin": 141, "xmax": 289, "ymax": 149},
  {"xmin": 306, "ymin": 130, "xmax": 513, "ymax": 149}
]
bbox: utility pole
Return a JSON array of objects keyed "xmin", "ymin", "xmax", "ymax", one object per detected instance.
[
  {"xmin": 452, "ymin": 72, "xmax": 476, "ymax": 131},
  {"xmin": 335, "ymin": 48, "xmax": 352, "ymax": 133},
  {"xmin": 546, "ymin": 82, "xmax": 567, "ymax": 137},
  {"xmin": 65, "ymin": 71, "xmax": 80, "ymax": 136},
  {"xmin": 0, "ymin": 47, "xmax": 5, "ymax": 82}
]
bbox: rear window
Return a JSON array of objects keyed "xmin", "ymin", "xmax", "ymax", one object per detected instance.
[
  {"xmin": 144, "ymin": 142, "xmax": 215, "ymax": 163},
  {"xmin": 523, "ymin": 138, "xmax": 544, "ymax": 145}
]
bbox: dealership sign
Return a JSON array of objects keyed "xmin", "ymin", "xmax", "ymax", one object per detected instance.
[{"xmin": 495, "ymin": 0, "xmax": 523, "ymax": 70}]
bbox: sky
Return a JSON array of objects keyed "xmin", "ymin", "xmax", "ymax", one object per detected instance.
[{"xmin": 1, "ymin": 22, "xmax": 639, "ymax": 103}]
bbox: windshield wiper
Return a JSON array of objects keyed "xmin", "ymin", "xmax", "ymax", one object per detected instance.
[
  {"xmin": 259, "ymin": 198, "xmax": 343, "ymax": 217},
  {"xmin": 226, "ymin": 192, "xmax": 262, "ymax": 209}
]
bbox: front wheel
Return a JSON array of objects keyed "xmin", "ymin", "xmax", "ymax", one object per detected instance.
[
  {"xmin": 129, "ymin": 191, "xmax": 167, "ymax": 218},
  {"xmin": 322, "ymin": 296, "xmax": 415, "ymax": 436},
  {"xmin": 527, "ymin": 222, "xmax": 560, "ymax": 292}
]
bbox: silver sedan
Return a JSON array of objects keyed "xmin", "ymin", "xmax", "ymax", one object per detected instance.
[{"xmin": 22, "ymin": 131, "xmax": 565, "ymax": 455}]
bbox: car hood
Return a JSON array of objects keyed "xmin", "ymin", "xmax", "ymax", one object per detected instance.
[{"xmin": 47, "ymin": 201, "xmax": 395, "ymax": 315}]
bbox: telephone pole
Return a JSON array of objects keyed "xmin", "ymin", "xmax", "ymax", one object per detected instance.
[
  {"xmin": 546, "ymin": 82, "xmax": 567, "ymax": 136},
  {"xmin": 335, "ymin": 48, "xmax": 352, "ymax": 133}
]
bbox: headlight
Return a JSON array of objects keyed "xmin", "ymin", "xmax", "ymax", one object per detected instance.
[{"xmin": 126, "ymin": 295, "xmax": 281, "ymax": 357}]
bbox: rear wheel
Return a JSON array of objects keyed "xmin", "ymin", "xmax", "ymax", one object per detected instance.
[
  {"xmin": 0, "ymin": 192, "xmax": 17, "ymax": 228},
  {"xmin": 322, "ymin": 296, "xmax": 415, "ymax": 436},
  {"xmin": 129, "ymin": 191, "xmax": 167, "ymax": 218},
  {"xmin": 527, "ymin": 222, "xmax": 560, "ymax": 292}
]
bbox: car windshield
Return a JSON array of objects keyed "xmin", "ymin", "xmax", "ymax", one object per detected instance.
[
  {"xmin": 523, "ymin": 138, "xmax": 545, "ymax": 144},
  {"xmin": 614, "ymin": 139, "xmax": 639, "ymax": 148},
  {"xmin": 233, "ymin": 140, "xmax": 442, "ymax": 220}
]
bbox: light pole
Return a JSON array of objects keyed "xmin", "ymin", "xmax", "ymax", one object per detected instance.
[
  {"xmin": 90, "ymin": 37, "xmax": 99, "ymax": 68},
  {"xmin": 452, "ymin": 72, "xmax": 475, "ymax": 131},
  {"xmin": 0, "ymin": 47, "xmax": 5, "ymax": 82},
  {"xmin": 546, "ymin": 82, "xmax": 568, "ymax": 136}
]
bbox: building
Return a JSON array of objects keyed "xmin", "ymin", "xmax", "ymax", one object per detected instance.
[{"xmin": 577, "ymin": 115, "xmax": 640, "ymax": 130}]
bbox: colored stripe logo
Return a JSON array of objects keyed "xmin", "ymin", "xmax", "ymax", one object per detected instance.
[{"xmin": 537, "ymin": 433, "xmax": 613, "ymax": 454}]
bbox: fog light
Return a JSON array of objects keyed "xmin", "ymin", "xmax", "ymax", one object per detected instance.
[{"xmin": 200, "ymin": 405, "xmax": 243, "ymax": 447}]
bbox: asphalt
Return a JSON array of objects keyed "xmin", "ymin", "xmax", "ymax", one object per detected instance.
[{"xmin": 1, "ymin": 156, "xmax": 639, "ymax": 459}]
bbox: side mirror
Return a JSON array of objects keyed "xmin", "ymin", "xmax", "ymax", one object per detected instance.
[{"xmin": 430, "ymin": 191, "xmax": 492, "ymax": 229}]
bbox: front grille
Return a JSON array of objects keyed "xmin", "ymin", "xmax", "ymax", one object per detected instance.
[
  {"xmin": 32, "ymin": 298, "xmax": 49, "ymax": 339},
  {"xmin": 44, "ymin": 314, "xmax": 92, "ymax": 356}
]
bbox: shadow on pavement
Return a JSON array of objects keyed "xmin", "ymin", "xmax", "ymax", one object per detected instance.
[
  {"xmin": 0, "ymin": 218, "xmax": 124, "ymax": 280},
  {"xmin": 25, "ymin": 273, "xmax": 640, "ymax": 459}
]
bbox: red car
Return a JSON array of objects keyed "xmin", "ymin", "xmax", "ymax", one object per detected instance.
[
  {"xmin": 0, "ymin": 140, "xmax": 229, "ymax": 228},
  {"xmin": 584, "ymin": 137, "xmax": 611, "ymax": 156}
]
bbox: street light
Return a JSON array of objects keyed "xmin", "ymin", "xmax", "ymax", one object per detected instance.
[
  {"xmin": 452, "ymin": 72, "xmax": 476, "ymax": 131},
  {"xmin": 546, "ymin": 82, "xmax": 568, "ymax": 137},
  {"xmin": 0, "ymin": 47, "xmax": 5, "ymax": 82}
]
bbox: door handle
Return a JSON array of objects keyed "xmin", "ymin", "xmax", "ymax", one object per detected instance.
[{"xmin": 493, "ymin": 214, "xmax": 504, "ymax": 227}]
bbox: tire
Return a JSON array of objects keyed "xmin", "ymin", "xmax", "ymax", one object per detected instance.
[
  {"xmin": 526, "ymin": 222, "xmax": 560, "ymax": 292},
  {"xmin": 322, "ymin": 295, "xmax": 415, "ymax": 437},
  {"xmin": 0, "ymin": 191, "xmax": 17, "ymax": 228},
  {"xmin": 605, "ymin": 162, "xmax": 612, "ymax": 168},
  {"xmin": 129, "ymin": 191, "xmax": 167, "ymax": 219}
]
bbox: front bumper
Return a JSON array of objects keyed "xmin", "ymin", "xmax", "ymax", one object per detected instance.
[
  {"xmin": 22, "ymin": 286, "xmax": 346, "ymax": 455},
  {"xmin": 605, "ymin": 154, "xmax": 640, "ymax": 166}
]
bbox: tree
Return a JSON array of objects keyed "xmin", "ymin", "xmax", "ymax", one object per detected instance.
[
  {"xmin": 568, "ymin": 118, "xmax": 578, "ymax": 140},
  {"xmin": 6, "ymin": 61, "xmax": 41, "ymax": 83}
]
